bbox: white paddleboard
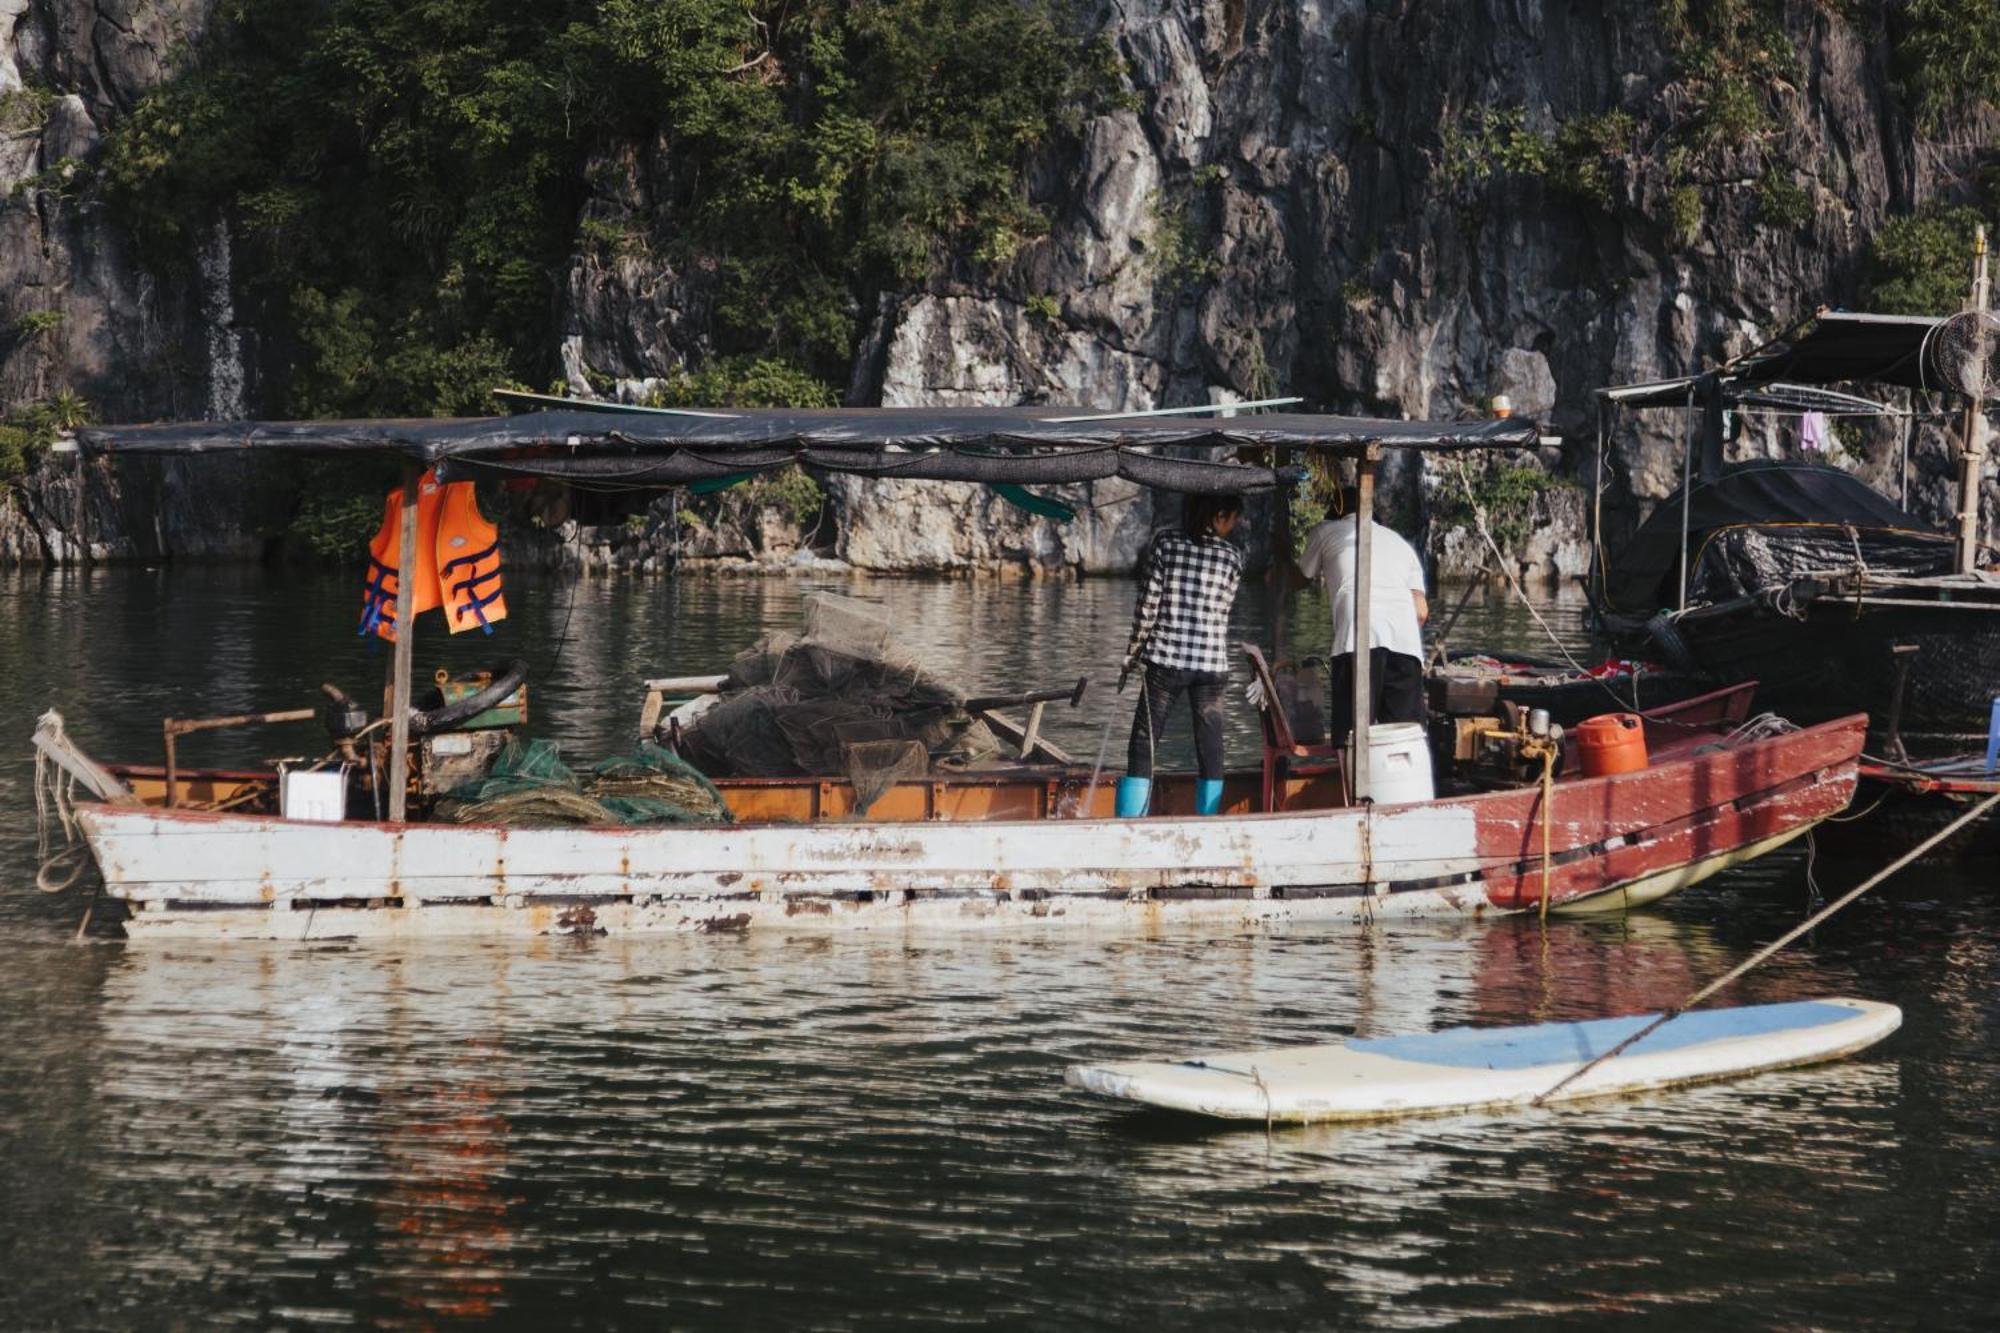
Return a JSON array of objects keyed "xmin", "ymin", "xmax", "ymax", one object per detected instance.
[{"xmin": 1065, "ymin": 997, "xmax": 1901, "ymax": 1123}]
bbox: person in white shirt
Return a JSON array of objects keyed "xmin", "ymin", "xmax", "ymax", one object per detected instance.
[{"xmin": 1295, "ymin": 484, "xmax": 1429, "ymax": 743}]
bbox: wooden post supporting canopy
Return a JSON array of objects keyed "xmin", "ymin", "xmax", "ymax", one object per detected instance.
[
  {"xmin": 1678, "ymin": 381, "xmax": 1697, "ymax": 610},
  {"xmin": 1271, "ymin": 446, "xmax": 1293, "ymax": 662},
  {"xmin": 1351, "ymin": 444, "xmax": 1379, "ymax": 802},
  {"xmin": 1955, "ymin": 224, "xmax": 1991, "ymax": 576},
  {"xmin": 387, "ymin": 460, "xmax": 420, "ymax": 823}
]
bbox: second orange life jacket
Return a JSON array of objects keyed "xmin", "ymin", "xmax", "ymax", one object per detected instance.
[
  {"xmin": 435, "ymin": 478, "xmax": 507, "ymax": 635},
  {"xmin": 358, "ymin": 470, "xmax": 507, "ymax": 640}
]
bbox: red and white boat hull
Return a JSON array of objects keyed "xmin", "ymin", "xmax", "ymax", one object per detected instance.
[{"xmin": 75, "ymin": 715, "xmax": 1866, "ymax": 942}]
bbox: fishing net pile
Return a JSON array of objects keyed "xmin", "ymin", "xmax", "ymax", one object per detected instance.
[
  {"xmin": 441, "ymin": 738, "xmax": 733, "ymax": 827},
  {"xmin": 672, "ymin": 592, "xmax": 997, "ymax": 806}
]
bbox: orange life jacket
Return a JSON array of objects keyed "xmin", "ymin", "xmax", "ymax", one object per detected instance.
[
  {"xmin": 359, "ymin": 470, "xmax": 444, "ymax": 640},
  {"xmin": 358, "ymin": 470, "xmax": 507, "ymax": 639},
  {"xmin": 435, "ymin": 478, "xmax": 507, "ymax": 635}
]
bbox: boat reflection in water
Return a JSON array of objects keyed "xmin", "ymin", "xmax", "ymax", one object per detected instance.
[{"xmin": 83, "ymin": 905, "xmax": 1900, "ymax": 1322}]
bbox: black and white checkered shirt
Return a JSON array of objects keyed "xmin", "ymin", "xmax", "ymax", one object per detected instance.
[{"xmin": 1128, "ymin": 531, "xmax": 1244, "ymax": 673}]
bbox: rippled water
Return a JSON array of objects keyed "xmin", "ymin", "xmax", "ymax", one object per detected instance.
[{"xmin": 2, "ymin": 567, "xmax": 1995, "ymax": 1328}]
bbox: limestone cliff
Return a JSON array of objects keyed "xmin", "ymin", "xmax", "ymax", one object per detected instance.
[{"xmin": 3, "ymin": 0, "xmax": 1993, "ymax": 577}]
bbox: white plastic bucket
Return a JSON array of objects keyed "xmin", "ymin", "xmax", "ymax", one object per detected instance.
[{"xmin": 1359, "ymin": 722, "xmax": 1434, "ymax": 805}]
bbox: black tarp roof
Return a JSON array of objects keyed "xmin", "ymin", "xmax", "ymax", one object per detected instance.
[
  {"xmin": 77, "ymin": 408, "xmax": 1544, "ymax": 495},
  {"xmin": 1604, "ymin": 459, "xmax": 1950, "ymax": 611},
  {"xmin": 1600, "ymin": 311, "xmax": 1946, "ymax": 409}
]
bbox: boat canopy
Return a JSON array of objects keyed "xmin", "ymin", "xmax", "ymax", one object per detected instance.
[
  {"xmin": 1599, "ymin": 311, "xmax": 1947, "ymax": 408},
  {"xmin": 1604, "ymin": 460, "xmax": 1952, "ymax": 613},
  {"xmin": 78, "ymin": 408, "xmax": 1542, "ymax": 495}
]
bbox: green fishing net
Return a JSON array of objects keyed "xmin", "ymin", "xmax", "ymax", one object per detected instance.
[{"xmin": 444, "ymin": 737, "xmax": 732, "ymax": 828}]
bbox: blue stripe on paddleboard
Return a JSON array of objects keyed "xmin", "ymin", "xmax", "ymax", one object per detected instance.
[{"xmin": 1347, "ymin": 1001, "xmax": 1859, "ymax": 1071}]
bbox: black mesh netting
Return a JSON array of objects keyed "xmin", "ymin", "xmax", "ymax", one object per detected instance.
[{"xmin": 674, "ymin": 594, "xmax": 997, "ymax": 802}]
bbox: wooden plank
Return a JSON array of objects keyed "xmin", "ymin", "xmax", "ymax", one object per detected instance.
[
  {"xmin": 980, "ymin": 709, "xmax": 1074, "ymax": 764},
  {"xmin": 641, "ymin": 674, "xmax": 729, "ymax": 693}
]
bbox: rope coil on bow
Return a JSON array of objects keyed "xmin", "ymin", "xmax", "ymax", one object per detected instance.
[{"xmin": 33, "ymin": 721, "xmax": 92, "ymax": 894}]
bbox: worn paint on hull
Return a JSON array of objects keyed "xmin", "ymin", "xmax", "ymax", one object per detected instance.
[{"xmin": 78, "ymin": 715, "xmax": 1866, "ymax": 943}]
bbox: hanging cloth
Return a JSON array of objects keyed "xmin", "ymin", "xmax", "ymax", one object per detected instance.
[
  {"xmin": 359, "ymin": 470, "xmax": 507, "ymax": 639},
  {"xmin": 1800, "ymin": 411, "xmax": 1830, "ymax": 453}
]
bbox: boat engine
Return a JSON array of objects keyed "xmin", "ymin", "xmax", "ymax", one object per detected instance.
[
  {"xmin": 1439, "ymin": 703, "xmax": 1565, "ymax": 789},
  {"xmin": 409, "ymin": 663, "xmax": 529, "ymax": 796}
]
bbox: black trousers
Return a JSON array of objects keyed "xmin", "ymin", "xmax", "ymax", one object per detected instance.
[
  {"xmin": 1327, "ymin": 649, "xmax": 1426, "ymax": 743},
  {"xmin": 1127, "ymin": 664, "xmax": 1228, "ymax": 780}
]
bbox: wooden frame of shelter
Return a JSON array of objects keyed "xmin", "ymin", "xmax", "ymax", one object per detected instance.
[{"xmin": 80, "ymin": 403, "xmax": 1542, "ymax": 809}]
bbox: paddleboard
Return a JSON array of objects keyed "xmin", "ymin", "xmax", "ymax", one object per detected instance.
[{"xmin": 1065, "ymin": 997, "xmax": 1901, "ymax": 1123}]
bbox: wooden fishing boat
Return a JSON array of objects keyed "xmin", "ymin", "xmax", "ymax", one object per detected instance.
[
  {"xmin": 1595, "ymin": 460, "xmax": 1997, "ymax": 747},
  {"xmin": 29, "ymin": 403, "xmax": 1865, "ymax": 942},
  {"xmin": 1594, "ymin": 304, "xmax": 2000, "ymax": 751},
  {"xmin": 39, "ymin": 680, "xmax": 1862, "ymax": 941}
]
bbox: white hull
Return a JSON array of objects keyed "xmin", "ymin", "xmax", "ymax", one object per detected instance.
[{"xmin": 80, "ymin": 792, "xmax": 1818, "ymax": 942}]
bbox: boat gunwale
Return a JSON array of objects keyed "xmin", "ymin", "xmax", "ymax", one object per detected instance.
[{"xmin": 82, "ymin": 711, "xmax": 1869, "ymax": 839}]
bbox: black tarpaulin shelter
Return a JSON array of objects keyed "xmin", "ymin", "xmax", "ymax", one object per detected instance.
[
  {"xmin": 77, "ymin": 407, "xmax": 1543, "ymax": 495},
  {"xmin": 1718, "ymin": 311, "xmax": 1945, "ymax": 391},
  {"xmin": 77, "ymin": 402, "xmax": 1545, "ymax": 807},
  {"xmin": 1604, "ymin": 460, "xmax": 1951, "ymax": 613},
  {"xmin": 1597, "ymin": 310, "xmax": 1948, "ymax": 479}
]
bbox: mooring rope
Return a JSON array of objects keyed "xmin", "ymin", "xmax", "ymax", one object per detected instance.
[
  {"xmin": 1538, "ymin": 747, "xmax": 1555, "ymax": 923},
  {"xmin": 32, "ymin": 734, "xmax": 90, "ymax": 887},
  {"xmin": 1532, "ymin": 789, "xmax": 2000, "ymax": 1106},
  {"xmin": 1447, "ymin": 457, "xmax": 1643, "ymax": 715}
]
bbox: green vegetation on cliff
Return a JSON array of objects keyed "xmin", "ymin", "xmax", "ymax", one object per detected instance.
[
  {"xmin": 0, "ymin": 394, "xmax": 90, "ymax": 484},
  {"xmin": 1436, "ymin": 2, "xmax": 1994, "ymax": 249},
  {"xmin": 101, "ymin": 0, "xmax": 1118, "ymax": 418},
  {"xmin": 1867, "ymin": 205, "xmax": 1993, "ymax": 314}
]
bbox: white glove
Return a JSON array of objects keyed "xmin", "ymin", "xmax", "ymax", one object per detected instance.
[{"xmin": 1244, "ymin": 676, "xmax": 1267, "ymax": 709}]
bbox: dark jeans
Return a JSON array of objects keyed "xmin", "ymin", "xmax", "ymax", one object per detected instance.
[
  {"xmin": 1327, "ymin": 649, "xmax": 1426, "ymax": 743},
  {"xmin": 1127, "ymin": 665, "xmax": 1228, "ymax": 780}
]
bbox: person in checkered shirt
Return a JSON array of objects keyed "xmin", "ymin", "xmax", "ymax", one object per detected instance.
[{"xmin": 1117, "ymin": 492, "xmax": 1246, "ymax": 817}]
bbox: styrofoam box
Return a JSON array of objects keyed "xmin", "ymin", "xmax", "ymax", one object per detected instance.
[{"xmin": 280, "ymin": 768, "xmax": 348, "ymax": 822}]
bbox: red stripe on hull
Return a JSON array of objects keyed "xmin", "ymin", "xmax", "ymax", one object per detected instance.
[{"xmin": 1475, "ymin": 716, "xmax": 1865, "ymax": 910}]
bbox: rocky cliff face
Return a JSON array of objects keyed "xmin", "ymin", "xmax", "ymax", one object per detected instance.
[
  {"xmin": 4, "ymin": 0, "xmax": 1994, "ymax": 577},
  {"xmin": 1, "ymin": 0, "xmax": 299, "ymax": 561}
]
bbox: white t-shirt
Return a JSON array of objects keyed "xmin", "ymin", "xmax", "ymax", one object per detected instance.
[{"xmin": 1299, "ymin": 517, "xmax": 1427, "ymax": 658}]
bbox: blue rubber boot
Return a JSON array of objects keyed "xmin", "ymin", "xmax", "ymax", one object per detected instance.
[
  {"xmin": 1115, "ymin": 776, "xmax": 1152, "ymax": 818},
  {"xmin": 1196, "ymin": 778, "xmax": 1224, "ymax": 816}
]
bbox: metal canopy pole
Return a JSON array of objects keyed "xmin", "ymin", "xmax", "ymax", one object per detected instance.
[
  {"xmin": 387, "ymin": 461, "xmax": 420, "ymax": 824},
  {"xmin": 1351, "ymin": 444, "xmax": 1379, "ymax": 802},
  {"xmin": 1271, "ymin": 445, "xmax": 1293, "ymax": 660},
  {"xmin": 1955, "ymin": 224, "xmax": 1991, "ymax": 575},
  {"xmin": 1899, "ymin": 412, "xmax": 1915, "ymax": 510},
  {"xmin": 1591, "ymin": 399, "xmax": 1607, "ymax": 608},
  {"xmin": 1678, "ymin": 382, "xmax": 1697, "ymax": 610}
]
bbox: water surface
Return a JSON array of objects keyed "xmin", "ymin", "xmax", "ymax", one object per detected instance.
[{"xmin": 2, "ymin": 568, "xmax": 1993, "ymax": 1328}]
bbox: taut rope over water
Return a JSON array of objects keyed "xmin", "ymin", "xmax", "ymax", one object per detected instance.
[{"xmin": 1534, "ymin": 790, "xmax": 2000, "ymax": 1105}]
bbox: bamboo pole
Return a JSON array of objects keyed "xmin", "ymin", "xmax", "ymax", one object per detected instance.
[
  {"xmin": 1271, "ymin": 446, "xmax": 1293, "ymax": 662},
  {"xmin": 387, "ymin": 461, "xmax": 420, "ymax": 824},
  {"xmin": 1678, "ymin": 381, "xmax": 1697, "ymax": 610},
  {"xmin": 1955, "ymin": 224, "xmax": 1990, "ymax": 575},
  {"xmin": 1591, "ymin": 400, "xmax": 1606, "ymax": 610},
  {"xmin": 1351, "ymin": 445, "xmax": 1378, "ymax": 801}
]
